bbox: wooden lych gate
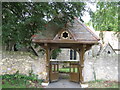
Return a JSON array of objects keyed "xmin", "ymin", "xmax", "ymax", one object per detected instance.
[
  {"xmin": 31, "ymin": 17, "xmax": 100, "ymax": 84},
  {"xmin": 50, "ymin": 61, "xmax": 59, "ymax": 82},
  {"xmin": 69, "ymin": 62, "xmax": 80, "ymax": 82},
  {"xmin": 49, "ymin": 60, "xmax": 80, "ymax": 83}
]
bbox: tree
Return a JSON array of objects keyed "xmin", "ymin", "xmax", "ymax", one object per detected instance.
[
  {"xmin": 2, "ymin": 2, "xmax": 86, "ymax": 51},
  {"xmin": 89, "ymin": 2, "xmax": 118, "ymax": 32}
]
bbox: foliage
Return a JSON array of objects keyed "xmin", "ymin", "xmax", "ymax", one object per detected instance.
[
  {"xmin": 2, "ymin": 2, "xmax": 86, "ymax": 51},
  {"xmin": 2, "ymin": 71, "xmax": 43, "ymax": 82},
  {"xmin": 51, "ymin": 48, "xmax": 61, "ymax": 59},
  {"xmin": 2, "ymin": 72, "xmax": 43, "ymax": 88},
  {"xmin": 89, "ymin": 2, "xmax": 119, "ymax": 32}
]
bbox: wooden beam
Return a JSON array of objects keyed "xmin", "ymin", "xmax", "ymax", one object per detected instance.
[
  {"xmin": 85, "ymin": 44, "xmax": 92, "ymax": 51},
  {"xmin": 32, "ymin": 39, "xmax": 99, "ymax": 44}
]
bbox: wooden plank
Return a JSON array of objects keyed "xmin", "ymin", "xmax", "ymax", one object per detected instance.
[
  {"xmin": 50, "ymin": 59, "xmax": 79, "ymax": 61},
  {"xmin": 50, "ymin": 72, "xmax": 59, "ymax": 82},
  {"xmin": 69, "ymin": 73, "xmax": 79, "ymax": 83}
]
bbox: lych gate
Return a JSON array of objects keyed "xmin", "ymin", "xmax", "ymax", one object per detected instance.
[{"xmin": 31, "ymin": 17, "xmax": 100, "ymax": 84}]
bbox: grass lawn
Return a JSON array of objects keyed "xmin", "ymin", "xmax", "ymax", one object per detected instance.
[
  {"xmin": 86, "ymin": 80, "xmax": 119, "ymax": 88},
  {"xmin": 1, "ymin": 72, "xmax": 119, "ymax": 88},
  {"xmin": 59, "ymin": 67, "xmax": 78, "ymax": 73},
  {"xmin": 2, "ymin": 79, "xmax": 28, "ymax": 88},
  {"xmin": 2, "ymin": 75, "xmax": 119, "ymax": 88},
  {"xmin": 1, "ymin": 73, "xmax": 43, "ymax": 88},
  {"xmin": 59, "ymin": 68, "xmax": 70, "ymax": 73}
]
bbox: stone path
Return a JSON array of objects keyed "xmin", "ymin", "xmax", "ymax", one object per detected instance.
[{"xmin": 46, "ymin": 79, "xmax": 81, "ymax": 88}]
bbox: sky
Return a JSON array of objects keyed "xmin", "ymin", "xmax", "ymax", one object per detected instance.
[
  {"xmin": 82, "ymin": 2, "xmax": 98, "ymax": 34},
  {"xmin": 82, "ymin": 2, "xmax": 96, "ymax": 23}
]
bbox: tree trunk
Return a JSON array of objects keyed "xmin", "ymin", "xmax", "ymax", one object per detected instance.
[{"xmin": 99, "ymin": 31, "xmax": 104, "ymax": 44}]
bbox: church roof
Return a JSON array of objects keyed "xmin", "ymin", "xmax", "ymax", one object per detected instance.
[
  {"xmin": 31, "ymin": 17, "xmax": 100, "ymax": 44},
  {"xmin": 100, "ymin": 43, "xmax": 116, "ymax": 54}
]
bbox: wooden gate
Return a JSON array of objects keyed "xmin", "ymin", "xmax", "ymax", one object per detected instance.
[
  {"xmin": 50, "ymin": 61, "xmax": 59, "ymax": 82},
  {"xmin": 69, "ymin": 62, "xmax": 80, "ymax": 83}
]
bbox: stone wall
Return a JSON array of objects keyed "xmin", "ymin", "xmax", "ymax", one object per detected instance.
[
  {"xmin": 1, "ymin": 51, "xmax": 46, "ymax": 80},
  {"xmin": 1, "ymin": 50, "xmax": 119, "ymax": 82},
  {"xmin": 83, "ymin": 52, "xmax": 119, "ymax": 82},
  {"xmin": 57, "ymin": 49, "xmax": 79, "ymax": 60}
]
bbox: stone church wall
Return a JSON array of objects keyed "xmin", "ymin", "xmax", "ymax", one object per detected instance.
[{"xmin": 56, "ymin": 49, "xmax": 79, "ymax": 60}]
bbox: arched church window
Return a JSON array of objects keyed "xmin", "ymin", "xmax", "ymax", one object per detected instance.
[{"xmin": 70, "ymin": 49, "xmax": 76, "ymax": 60}]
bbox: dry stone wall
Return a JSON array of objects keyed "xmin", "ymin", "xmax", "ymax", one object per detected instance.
[
  {"xmin": 1, "ymin": 50, "xmax": 119, "ymax": 82},
  {"xmin": 83, "ymin": 52, "xmax": 119, "ymax": 82},
  {"xmin": 1, "ymin": 51, "xmax": 46, "ymax": 80}
]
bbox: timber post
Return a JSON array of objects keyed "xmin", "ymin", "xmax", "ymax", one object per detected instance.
[
  {"xmin": 44, "ymin": 43, "xmax": 50, "ymax": 83},
  {"xmin": 79, "ymin": 45, "xmax": 85, "ymax": 83}
]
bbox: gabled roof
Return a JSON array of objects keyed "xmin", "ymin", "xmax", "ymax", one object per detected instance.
[
  {"xmin": 32, "ymin": 17, "xmax": 100, "ymax": 44},
  {"xmin": 67, "ymin": 18, "xmax": 99, "ymax": 41},
  {"xmin": 100, "ymin": 43, "xmax": 116, "ymax": 54}
]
